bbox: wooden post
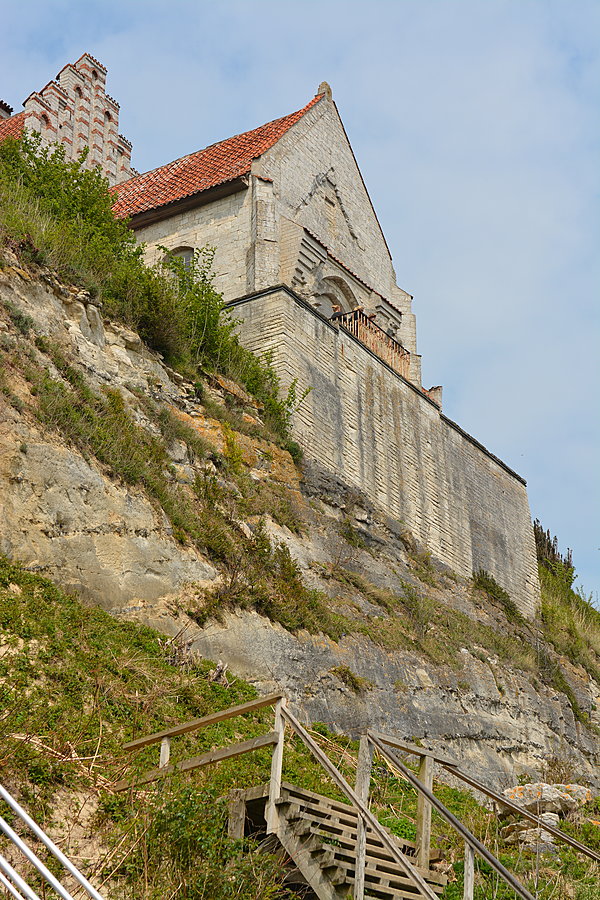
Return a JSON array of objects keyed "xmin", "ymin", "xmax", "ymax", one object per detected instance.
[
  {"xmin": 159, "ymin": 737, "xmax": 171, "ymax": 769},
  {"xmin": 354, "ymin": 735, "xmax": 373, "ymax": 899},
  {"xmin": 265, "ymin": 698, "xmax": 286, "ymax": 833},
  {"xmin": 227, "ymin": 789, "xmax": 246, "ymax": 839},
  {"xmin": 463, "ymin": 842, "xmax": 475, "ymax": 900},
  {"xmin": 416, "ymin": 754, "xmax": 434, "ymax": 869}
]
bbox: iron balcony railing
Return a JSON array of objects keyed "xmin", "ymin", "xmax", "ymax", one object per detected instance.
[{"xmin": 334, "ymin": 308, "xmax": 411, "ymax": 379}]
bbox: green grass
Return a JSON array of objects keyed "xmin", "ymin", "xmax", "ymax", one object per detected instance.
[
  {"xmin": 0, "ymin": 559, "xmax": 598, "ymax": 899},
  {"xmin": 539, "ymin": 562, "xmax": 600, "ymax": 685},
  {"xmin": 329, "ymin": 664, "xmax": 372, "ymax": 693},
  {"xmin": 472, "ymin": 568, "xmax": 524, "ymax": 624}
]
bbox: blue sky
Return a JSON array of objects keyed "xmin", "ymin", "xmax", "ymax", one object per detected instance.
[{"xmin": 3, "ymin": 0, "xmax": 599, "ymax": 600}]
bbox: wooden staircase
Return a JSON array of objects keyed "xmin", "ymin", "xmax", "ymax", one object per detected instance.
[
  {"xmin": 228, "ymin": 782, "xmax": 447, "ymax": 899},
  {"xmin": 118, "ymin": 695, "xmax": 598, "ymax": 900}
]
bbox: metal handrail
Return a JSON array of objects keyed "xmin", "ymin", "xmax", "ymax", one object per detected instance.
[
  {"xmin": 0, "ymin": 784, "xmax": 105, "ymax": 900},
  {"xmin": 0, "ymin": 854, "xmax": 41, "ymax": 900},
  {"xmin": 372, "ymin": 730, "xmax": 600, "ymax": 863},
  {"xmin": 369, "ymin": 733, "xmax": 536, "ymax": 900}
]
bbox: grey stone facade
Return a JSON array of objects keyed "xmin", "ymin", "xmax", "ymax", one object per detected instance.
[
  {"xmin": 232, "ymin": 287, "xmax": 540, "ymax": 619},
  {"xmin": 128, "ymin": 85, "xmax": 540, "ymax": 617}
]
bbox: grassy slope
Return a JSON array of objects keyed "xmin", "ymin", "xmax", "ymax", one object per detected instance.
[
  {"xmin": 1, "ymin": 559, "xmax": 598, "ymax": 900},
  {"xmin": 0, "ymin": 145, "xmax": 599, "ymax": 896}
]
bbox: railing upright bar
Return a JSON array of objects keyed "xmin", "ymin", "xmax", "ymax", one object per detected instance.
[
  {"xmin": 336, "ymin": 309, "xmax": 410, "ymax": 380},
  {"xmin": 266, "ymin": 698, "xmax": 286, "ymax": 833},
  {"xmin": 354, "ymin": 735, "xmax": 373, "ymax": 900},
  {"xmin": 416, "ymin": 754, "xmax": 434, "ymax": 869},
  {"xmin": 159, "ymin": 737, "xmax": 171, "ymax": 768},
  {"xmin": 369, "ymin": 734, "xmax": 536, "ymax": 900},
  {"xmin": 281, "ymin": 708, "xmax": 439, "ymax": 900},
  {"xmin": 0, "ymin": 853, "xmax": 43, "ymax": 900},
  {"xmin": 0, "ymin": 785, "xmax": 105, "ymax": 900},
  {"xmin": 463, "ymin": 843, "xmax": 475, "ymax": 900}
]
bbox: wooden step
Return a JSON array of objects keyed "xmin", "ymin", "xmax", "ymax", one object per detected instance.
[
  {"xmin": 328, "ymin": 850, "xmax": 446, "ymax": 886},
  {"xmin": 281, "ymin": 812, "xmax": 446, "ymax": 899},
  {"xmin": 329, "ymin": 854, "xmax": 446, "ymax": 890},
  {"xmin": 279, "ymin": 785, "xmax": 417, "ymax": 848},
  {"xmin": 276, "ymin": 794, "xmax": 430, "ymax": 860},
  {"xmin": 229, "ymin": 782, "xmax": 447, "ymax": 900},
  {"xmin": 278, "ymin": 805, "xmax": 442, "ymax": 869}
]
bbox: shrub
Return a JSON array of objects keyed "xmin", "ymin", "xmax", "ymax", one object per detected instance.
[
  {"xmin": 0, "ymin": 133, "xmax": 304, "ymax": 441},
  {"xmin": 329, "ymin": 665, "xmax": 371, "ymax": 693}
]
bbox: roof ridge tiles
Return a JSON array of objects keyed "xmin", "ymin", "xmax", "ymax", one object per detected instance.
[{"xmin": 113, "ymin": 93, "xmax": 324, "ymax": 219}]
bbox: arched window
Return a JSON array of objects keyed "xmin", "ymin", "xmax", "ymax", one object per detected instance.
[
  {"xmin": 40, "ymin": 114, "xmax": 51, "ymax": 140},
  {"xmin": 169, "ymin": 247, "xmax": 194, "ymax": 270},
  {"xmin": 312, "ymin": 275, "xmax": 357, "ymax": 318},
  {"xmin": 312, "ymin": 294, "xmax": 339, "ymax": 318}
]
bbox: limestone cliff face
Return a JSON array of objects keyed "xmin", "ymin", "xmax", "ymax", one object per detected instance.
[
  {"xmin": 0, "ymin": 266, "xmax": 217, "ymax": 608},
  {"xmin": 0, "ymin": 264, "xmax": 598, "ymax": 790}
]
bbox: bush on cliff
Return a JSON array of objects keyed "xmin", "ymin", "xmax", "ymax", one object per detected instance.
[{"xmin": 0, "ymin": 133, "xmax": 296, "ymax": 437}]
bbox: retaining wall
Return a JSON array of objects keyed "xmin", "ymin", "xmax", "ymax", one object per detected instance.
[{"xmin": 232, "ymin": 286, "xmax": 540, "ymax": 618}]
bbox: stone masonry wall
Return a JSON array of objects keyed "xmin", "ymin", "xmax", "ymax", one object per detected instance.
[
  {"xmin": 135, "ymin": 187, "xmax": 252, "ymax": 299},
  {"xmin": 253, "ymin": 95, "xmax": 419, "ymax": 350},
  {"xmin": 232, "ymin": 287, "xmax": 540, "ymax": 618}
]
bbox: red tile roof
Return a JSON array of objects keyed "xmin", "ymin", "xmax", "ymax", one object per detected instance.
[
  {"xmin": 112, "ymin": 94, "xmax": 323, "ymax": 220},
  {"xmin": 0, "ymin": 111, "xmax": 26, "ymax": 142}
]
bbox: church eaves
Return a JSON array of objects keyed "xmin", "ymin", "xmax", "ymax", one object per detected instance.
[{"xmin": 112, "ymin": 94, "xmax": 324, "ymax": 220}]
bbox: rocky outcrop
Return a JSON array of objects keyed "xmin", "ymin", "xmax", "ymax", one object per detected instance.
[
  {"xmin": 0, "ymin": 264, "xmax": 217, "ymax": 608},
  {"xmin": 1, "ymin": 263, "xmax": 599, "ymax": 791},
  {"xmin": 500, "ymin": 783, "xmax": 594, "ymax": 851}
]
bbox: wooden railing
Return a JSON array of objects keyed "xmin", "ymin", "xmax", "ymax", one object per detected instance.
[
  {"xmin": 114, "ymin": 693, "xmax": 282, "ymax": 791},
  {"xmin": 116, "ymin": 696, "xmax": 599, "ymax": 900},
  {"xmin": 335, "ymin": 308, "xmax": 411, "ymax": 379}
]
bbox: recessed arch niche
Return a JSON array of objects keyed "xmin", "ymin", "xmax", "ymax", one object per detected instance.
[{"xmin": 311, "ymin": 275, "xmax": 358, "ymax": 317}]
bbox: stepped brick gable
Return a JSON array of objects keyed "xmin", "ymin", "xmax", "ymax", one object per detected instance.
[{"xmin": 0, "ymin": 53, "xmax": 133, "ymax": 184}]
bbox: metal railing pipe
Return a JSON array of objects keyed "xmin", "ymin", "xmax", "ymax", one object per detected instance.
[
  {"xmin": 438, "ymin": 763, "xmax": 600, "ymax": 863},
  {"xmin": 0, "ymin": 785, "xmax": 105, "ymax": 900},
  {"xmin": 0, "ymin": 869, "xmax": 28, "ymax": 900},
  {"xmin": 0, "ymin": 854, "xmax": 42, "ymax": 900},
  {"xmin": 0, "ymin": 815, "xmax": 77, "ymax": 900},
  {"xmin": 369, "ymin": 734, "xmax": 536, "ymax": 900}
]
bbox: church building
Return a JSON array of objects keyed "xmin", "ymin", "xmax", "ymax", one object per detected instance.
[
  {"xmin": 112, "ymin": 82, "xmax": 424, "ymax": 387},
  {"xmin": 1, "ymin": 57, "xmax": 541, "ymax": 618}
]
